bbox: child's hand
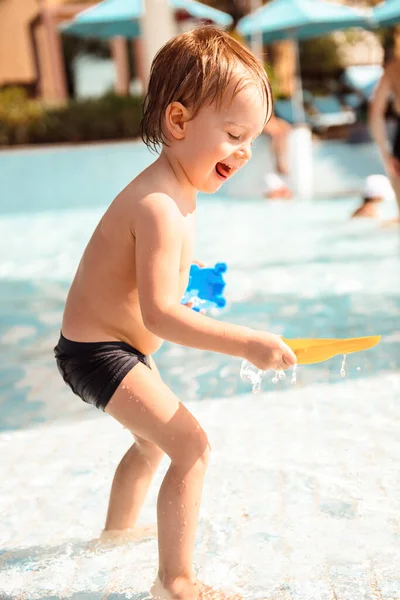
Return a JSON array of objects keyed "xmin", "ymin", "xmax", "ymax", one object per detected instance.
[
  {"xmin": 245, "ymin": 331, "xmax": 297, "ymax": 371},
  {"xmin": 192, "ymin": 260, "xmax": 205, "ymax": 267}
]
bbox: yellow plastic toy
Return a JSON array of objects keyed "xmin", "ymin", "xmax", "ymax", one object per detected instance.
[{"xmin": 282, "ymin": 336, "xmax": 381, "ymax": 365}]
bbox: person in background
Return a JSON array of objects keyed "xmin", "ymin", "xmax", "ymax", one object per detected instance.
[
  {"xmin": 351, "ymin": 174, "xmax": 394, "ymax": 219},
  {"xmin": 263, "ymin": 113, "xmax": 292, "ymax": 176},
  {"xmin": 262, "ymin": 114, "xmax": 293, "ymax": 198},
  {"xmin": 368, "ymin": 58, "xmax": 400, "ymax": 223}
]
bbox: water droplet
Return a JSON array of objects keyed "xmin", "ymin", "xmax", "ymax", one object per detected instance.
[
  {"xmin": 340, "ymin": 354, "xmax": 347, "ymax": 378},
  {"xmin": 291, "ymin": 364, "xmax": 297, "ymax": 385},
  {"xmin": 253, "ymin": 380, "xmax": 261, "ymax": 393}
]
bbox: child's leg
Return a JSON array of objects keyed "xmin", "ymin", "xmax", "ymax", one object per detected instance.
[
  {"xmin": 104, "ymin": 358, "xmax": 164, "ymax": 533},
  {"xmin": 104, "ymin": 434, "xmax": 164, "ymax": 532},
  {"xmin": 105, "ymin": 360, "xmax": 210, "ymax": 594}
]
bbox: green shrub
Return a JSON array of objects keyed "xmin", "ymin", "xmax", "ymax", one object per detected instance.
[
  {"xmin": 0, "ymin": 87, "xmax": 44, "ymax": 145},
  {"xmin": 300, "ymin": 36, "xmax": 342, "ymax": 77},
  {"xmin": 0, "ymin": 88, "xmax": 143, "ymax": 147},
  {"xmin": 265, "ymin": 64, "xmax": 283, "ymax": 100}
]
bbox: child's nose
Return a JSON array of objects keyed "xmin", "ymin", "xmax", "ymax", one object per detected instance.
[{"xmin": 235, "ymin": 144, "xmax": 252, "ymax": 162}]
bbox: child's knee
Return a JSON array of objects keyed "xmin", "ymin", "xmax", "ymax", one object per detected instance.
[
  {"xmin": 171, "ymin": 427, "xmax": 210, "ymax": 471},
  {"xmin": 135, "ymin": 436, "xmax": 164, "ymax": 464}
]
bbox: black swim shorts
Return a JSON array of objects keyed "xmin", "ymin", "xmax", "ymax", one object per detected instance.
[{"xmin": 54, "ymin": 333, "xmax": 151, "ymax": 411}]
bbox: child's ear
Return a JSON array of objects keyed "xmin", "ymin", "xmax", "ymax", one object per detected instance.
[{"xmin": 164, "ymin": 102, "xmax": 191, "ymax": 140}]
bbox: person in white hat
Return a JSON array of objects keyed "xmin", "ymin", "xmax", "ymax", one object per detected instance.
[{"xmin": 352, "ymin": 174, "xmax": 395, "ymax": 218}]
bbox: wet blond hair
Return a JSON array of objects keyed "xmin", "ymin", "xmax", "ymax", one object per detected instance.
[{"xmin": 141, "ymin": 25, "xmax": 273, "ymax": 152}]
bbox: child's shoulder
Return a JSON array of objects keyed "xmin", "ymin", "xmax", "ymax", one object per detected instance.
[
  {"xmin": 116, "ymin": 176, "xmax": 177, "ymax": 213},
  {"xmin": 115, "ymin": 179, "xmax": 183, "ymax": 233}
]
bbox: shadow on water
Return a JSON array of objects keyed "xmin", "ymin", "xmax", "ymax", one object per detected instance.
[
  {"xmin": 0, "ymin": 537, "xmax": 155, "ymax": 600},
  {"xmin": 0, "ymin": 535, "xmax": 153, "ymax": 569},
  {"xmin": 0, "ymin": 538, "xmax": 102, "ymax": 569}
]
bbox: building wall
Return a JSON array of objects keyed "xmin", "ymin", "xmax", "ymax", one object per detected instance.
[
  {"xmin": 0, "ymin": 0, "xmax": 39, "ymax": 86},
  {"xmin": 0, "ymin": 0, "xmax": 92, "ymax": 100}
]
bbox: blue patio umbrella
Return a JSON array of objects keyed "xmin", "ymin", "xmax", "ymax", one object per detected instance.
[
  {"xmin": 60, "ymin": 0, "xmax": 233, "ymax": 39},
  {"xmin": 373, "ymin": 0, "xmax": 400, "ymax": 28},
  {"xmin": 237, "ymin": 0, "xmax": 373, "ymax": 122}
]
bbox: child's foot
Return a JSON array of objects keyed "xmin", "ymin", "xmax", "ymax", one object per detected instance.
[
  {"xmin": 151, "ymin": 575, "xmax": 242, "ymax": 600},
  {"xmin": 95, "ymin": 524, "xmax": 157, "ymax": 546}
]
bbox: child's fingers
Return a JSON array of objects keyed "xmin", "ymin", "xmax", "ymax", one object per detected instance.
[
  {"xmin": 281, "ymin": 344, "xmax": 297, "ymax": 367},
  {"xmin": 192, "ymin": 259, "xmax": 205, "ymax": 267}
]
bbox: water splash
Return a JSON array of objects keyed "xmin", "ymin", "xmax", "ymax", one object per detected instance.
[{"xmin": 240, "ymin": 360, "xmax": 264, "ymax": 394}]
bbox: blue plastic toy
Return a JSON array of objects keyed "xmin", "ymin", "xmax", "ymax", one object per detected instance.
[{"xmin": 181, "ymin": 262, "xmax": 227, "ymax": 312}]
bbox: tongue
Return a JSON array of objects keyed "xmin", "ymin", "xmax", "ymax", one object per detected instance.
[{"xmin": 216, "ymin": 162, "xmax": 229, "ymax": 177}]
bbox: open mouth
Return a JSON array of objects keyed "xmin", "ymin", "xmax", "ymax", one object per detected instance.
[{"xmin": 215, "ymin": 162, "xmax": 233, "ymax": 179}]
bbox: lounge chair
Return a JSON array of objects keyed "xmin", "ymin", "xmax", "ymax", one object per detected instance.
[
  {"xmin": 274, "ymin": 99, "xmax": 298, "ymax": 125},
  {"xmin": 343, "ymin": 93, "xmax": 364, "ymax": 111},
  {"xmin": 307, "ymin": 95, "xmax": 356, "ymax": 131}
]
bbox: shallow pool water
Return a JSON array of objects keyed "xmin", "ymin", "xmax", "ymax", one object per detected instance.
[
  {"xmin": 1, "ymin": 195, "xmax": 399, "ymax": 426},
  {"xmin": 1, "ymin": 143, "xmax": 400, "ymax": 599}
]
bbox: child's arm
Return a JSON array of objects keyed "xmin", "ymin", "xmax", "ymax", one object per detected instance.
[{"xmin": 134, "ymin": 194, "xmax": 296, "ymax": 371}]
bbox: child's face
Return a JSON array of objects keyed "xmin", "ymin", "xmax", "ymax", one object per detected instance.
[{"xmin": 178, "ymin": 78, "xmax": 267, "ymax": 194}]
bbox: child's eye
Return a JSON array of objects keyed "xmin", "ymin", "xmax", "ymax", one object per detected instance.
[{"xmin": 228, "ymin": 133, "xmax": 241, "ymax": 141}]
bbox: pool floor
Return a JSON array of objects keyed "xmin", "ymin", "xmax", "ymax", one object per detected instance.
[{"xmin": 1, "ymin": 371, "xmax": 400, "ymax": 598}]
